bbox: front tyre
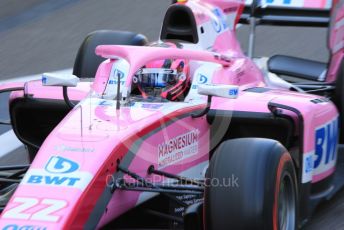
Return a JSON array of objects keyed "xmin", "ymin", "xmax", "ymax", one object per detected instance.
[{"xmin": 204, "ymin": 138, "xmax": 298, "ymax": 230}]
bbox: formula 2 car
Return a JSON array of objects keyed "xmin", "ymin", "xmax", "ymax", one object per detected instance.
[{"xmin": 0, "ymin": 0, "xmax": 343, "ymax": 229}]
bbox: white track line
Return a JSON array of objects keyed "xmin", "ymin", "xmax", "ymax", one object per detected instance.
[{"xmin": 0, "ymin": 130, "xmax": 24, "ymax": 157}]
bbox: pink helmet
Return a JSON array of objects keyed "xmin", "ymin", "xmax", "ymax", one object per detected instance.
[{"xmin": 133, "ymin": 42, "xmax": 190, "ymax": 101}]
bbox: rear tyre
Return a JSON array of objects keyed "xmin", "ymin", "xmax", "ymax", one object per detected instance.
[
  {"xmin": 73, "ymin": 30, "xmax": 148, "ymax": 79},
  {"xmin": 204, "ymin": 138, "xmax": 298, "ymax": 230}
]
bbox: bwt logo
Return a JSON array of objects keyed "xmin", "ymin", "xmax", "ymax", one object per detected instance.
[
  {"xmin": 212, "ymin": 8, "xmax": 227, "ymax": 33},
  {"xmin": 197, "ymin": 74, "xmax": 208, "ymax": 84},
  {"xmin": 314, "ymin": 118, "xmax": 338, "ymax": 169},
  {"xmin": 3, "ymin": 224, "xmax": 46, "ymax": 230},
  {"xmin": 42, "ymin": 77, "xmax": 47, "ymax": 84},
  {"xmin": 45, "ymin": 156, "xmax": 79, "ymax": 174},
  {"xmin": 108, "ymin": 80, "xmax": 125, "ymax": 85},
  {"xmin": 23, "ymin": 156, "xmax": 92, "ymax": 190},
  {"xmin": 26, "ymin": 156, "xmax": 81, "ymax": 187},
  {"xmin": 265, "ymin": 0, "xmax": 292, "ymax": 4},
  {"xmin": 229, "ymin": 88, "xmax": 238, "ymax": 96},
  {"xmin": 109, "ymin": 69, "xmax": 125, "ymax": 85},
  {"xmin": 304, "ymin": 154, "xmax": 313, "ymax": 173},
  {"xmin": 112, "ymin": 69, "xmax": 125, "ymax": 79},
  {"xmin": 27, "ymin": 174, "xmax": 80, "ymax": 186}
]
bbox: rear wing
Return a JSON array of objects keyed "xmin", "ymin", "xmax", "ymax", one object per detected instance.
[
  {"xmin": 240, "ymin": 0, "xmax": 332, "ymax": 27},
  {"xmin": 241, "ymin": 0, "xmax": 333, "ymax": 57}
]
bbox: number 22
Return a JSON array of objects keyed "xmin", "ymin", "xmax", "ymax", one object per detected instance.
[{"xmin": 2, "ymin": 197, "xmax": 67, "ymax": 222}]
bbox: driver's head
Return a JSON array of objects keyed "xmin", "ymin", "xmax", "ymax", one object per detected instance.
[{"xmin": 133, "ymin": 43, "xmax": 190, "ymax": 101}]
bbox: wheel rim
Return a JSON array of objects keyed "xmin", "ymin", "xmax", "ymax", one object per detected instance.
[{"xmin": 278, "ymin": 173, "xmax": 296, "ymax": 230}]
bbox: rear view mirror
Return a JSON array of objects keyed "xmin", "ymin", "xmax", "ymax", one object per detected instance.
[
  {"xmin": 42, "ymin": 73, "xmax": 80, "ymax": 87},
  {"xmin": 42, "ymin": 73, "xmax": 80, "ymax": 109},
  {"xmin": 197, "ymin": 84, "xmax": 239, "ymax": 99},
  {"xmin": 192, "ymin": 84, "xmax": 239, "ymax": 118}
]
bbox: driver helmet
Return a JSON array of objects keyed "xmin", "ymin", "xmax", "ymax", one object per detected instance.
[{"xmin": 133, "ymin": 43, "xmax": 190, "ymax": 101}]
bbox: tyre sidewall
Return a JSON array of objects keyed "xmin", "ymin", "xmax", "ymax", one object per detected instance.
[{"xmin": 204, "ymin": 138, "xmax": 298, "ymax": 230}]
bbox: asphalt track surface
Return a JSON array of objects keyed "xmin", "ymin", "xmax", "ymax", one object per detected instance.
[{"xmin": 0, "ymin": 1, "xmax": 341, "ymax": 229}]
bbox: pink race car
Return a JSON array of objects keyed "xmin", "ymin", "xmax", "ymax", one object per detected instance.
[{"xmin": 0, "ymin": 0, "xmax": 343, "ymax": 229}]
